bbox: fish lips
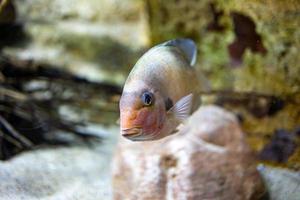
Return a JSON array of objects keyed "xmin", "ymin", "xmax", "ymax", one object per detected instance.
[
  {"xmin": 121, "ymin": 127, "xmax": 159, "ymax": 141},
  {"xmin": 121, "ymin": 127, "xmax": 143, "ymax": 140}
]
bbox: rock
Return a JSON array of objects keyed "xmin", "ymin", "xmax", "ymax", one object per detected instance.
[
  {"xmin": 146, "ymin": 0, "xmax": 300, "ymax": 94},
  {"xmin": 146, "ymin": 0, "xmax": 300, "ymax": 170},
  {"xmin": 0, "ymin": 125, "xmax": 119, "ymax": 200},
  {"xmin": 258, "ymin": 165, "xmax": 300, "ymax": 200},
  {"xmin": 112, "ymin": 105, "xmax": 266, "ymax": 200},
  {"xmin": 14, "ymin": 0, "xmax": 143, "ymax": 23},
  {"xmin": 3, "ymin": 0, "xmax": 149, "ymax": 85},
  {"xmin": 259, "ymin": 129, "xmax": 297, "ymax": 163}
]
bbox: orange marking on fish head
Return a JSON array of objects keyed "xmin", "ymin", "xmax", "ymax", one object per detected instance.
[{"xmin": 119, "ymin": 91, "xmax": 166, "ymax": 139}]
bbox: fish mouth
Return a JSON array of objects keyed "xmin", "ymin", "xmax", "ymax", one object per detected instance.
[
  {"xmin": 121, "ymin": 127, "xmax": 160, "ymax": 141},
  {"xmin": 121, "ymin": 127, "xmax": 143, "ymax": 139}
]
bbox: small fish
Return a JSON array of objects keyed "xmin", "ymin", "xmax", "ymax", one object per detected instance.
[{"xmin": 119, "ymin": 39, "xmax": 203, "ymax": 141}]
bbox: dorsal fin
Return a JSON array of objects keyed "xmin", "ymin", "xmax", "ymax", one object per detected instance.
[{"xmin": 160, "ymin": 38, "xmax": 197, "ymax": 66}]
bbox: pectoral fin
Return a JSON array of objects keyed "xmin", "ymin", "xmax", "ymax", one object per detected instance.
[{"xmin": 168, "ymin": 93, "xmax": 193, "ymax": 121}]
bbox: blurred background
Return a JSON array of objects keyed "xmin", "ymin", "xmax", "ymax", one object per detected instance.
[{"xmin": 0, "ymin": 0, "xmax": 299, "ymax": 199}]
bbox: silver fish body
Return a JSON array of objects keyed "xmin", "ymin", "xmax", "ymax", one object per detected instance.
[{"xmin": 119, "ymin": 39, "xmax": 203, "ymax": 141}]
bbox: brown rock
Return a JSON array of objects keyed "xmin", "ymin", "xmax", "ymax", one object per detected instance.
[{"xmin": 112, "ymin": 105, "xmax": 266, "ymax": 200}]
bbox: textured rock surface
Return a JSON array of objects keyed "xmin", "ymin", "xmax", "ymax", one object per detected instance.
[
  {"xmin": 146, "ymin": 0, "xmax": 300, "ymax": 93},
  {"xmin": 2, "ymin": 0, "xmax": 148, "ymax": 85},
  {"xmin": 0, "ymin": 126, "xmax": 119, "ymax": 200},
  {"xmin": 112, "ymin": 106, "xmax": 266, "ymax": 200},
  {"xmin": 146, "ymin": 0, "xmax": 300, "ymax": 170},
  {"xmin": 258, "ymin": 165, "xmax": 300, "ymax": 200}
]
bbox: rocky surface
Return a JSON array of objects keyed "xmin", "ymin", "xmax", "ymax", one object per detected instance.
[
  {"xmin": 258, "ymin": 165, "xmax": 300, "ymax": 200},
  {"xmin": 0, "ymin": 106, "xmax": 299, "ymax": 200},
  {"xmin": 112, "ymin": 106, "xmax": 266, "ymax": 200},
  {"xmin": 1, "ymin": 1, "xmax": 299, "ymax": 199},
  {"xmin": 146, "ymin": 0, "xmax": 300, "ymax": 170},
  {"xmin": 0, "ymin": 126, "xmax": 119, "ymax": 200},
  {"xmin": 2, "ymin": 0, "xmax": 148, "ymax": 85}
]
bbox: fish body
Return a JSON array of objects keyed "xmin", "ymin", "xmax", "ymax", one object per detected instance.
[{"xmin": 119, "ymin": 39, "xmax": 202, "ymax": 141}]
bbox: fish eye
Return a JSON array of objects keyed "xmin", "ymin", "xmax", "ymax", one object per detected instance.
[{"xmin": 141, "ymin": 92, "xmax": 154, "ymax": 106}]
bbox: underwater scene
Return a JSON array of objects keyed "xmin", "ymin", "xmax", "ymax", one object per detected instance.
[{"xmin": 0, "ymin": 0, "xmax": 299, "ymax": 199}]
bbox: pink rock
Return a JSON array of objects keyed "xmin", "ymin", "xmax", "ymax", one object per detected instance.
[{"xmin": 112, "ymin": 105, "xmax": 265, "ymax": 200}]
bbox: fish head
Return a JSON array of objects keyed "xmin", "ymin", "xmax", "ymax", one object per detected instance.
[{"xmin": 119, "ymin": 88, "xmax": 167, "ymax": 141}]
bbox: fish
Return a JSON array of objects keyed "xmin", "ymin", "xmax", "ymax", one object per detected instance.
[{"xmin": 119, "ymin": 38, "xmax": 203, "ymax": 141}]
